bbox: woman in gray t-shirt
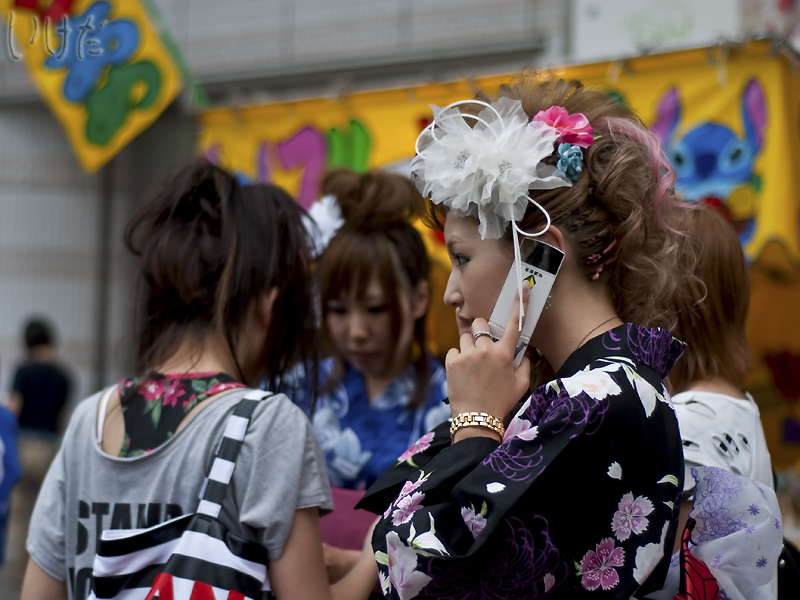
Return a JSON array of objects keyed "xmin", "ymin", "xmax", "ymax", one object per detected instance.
[{"xmin": 22, "ymin": 161, "xmax": 377, "ymax": 600}]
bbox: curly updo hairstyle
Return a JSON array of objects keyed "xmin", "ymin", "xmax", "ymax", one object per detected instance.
[
  {"xmin": 125, "ymin": 159, "xmax": 318, "ymax": 389},
  {"xmin": 424, "ymin": 75, "xmax": 694, "ymax": 386},
  {"xmin": 318, "ymin": 169, "xmax": 432, "ymax": 407}
]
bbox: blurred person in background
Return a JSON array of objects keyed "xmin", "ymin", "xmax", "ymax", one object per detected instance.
[
  {"xmin": 0, "ymin": 391, "xmax": 21, "ymax": 568},
  {"xmin": 9, "ymin": 318, "xmax": 71, "ymax": 437},
  {"xmin": 651, "ymin": 204, "xmax": 781, "ymax": 600},
  {"xmin": 281, "ymin": 170, "xmax": 450, "ymax": 581},
  {"xmin": 6, "ymin": 318, "xmax": 71, "ymax": 581},
  {"xmin": 670, "ymin": 206, "xmax": 773, "ymax": 493},
  {"xmin": 21, "ymin": 160, "xmax": 377, "ymax": 600}
]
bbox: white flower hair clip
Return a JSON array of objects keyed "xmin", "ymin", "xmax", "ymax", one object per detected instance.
[
  {"xmin": 411, "ymin": 97, "xmax": 594, "ymax": 329},
  {"xmin": 303, "ymin": 194, "xmax": 344, "ymax": 257}
]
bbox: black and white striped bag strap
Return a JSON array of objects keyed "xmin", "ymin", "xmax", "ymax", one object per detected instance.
[{"xmin": 197, "ymin": 389, "xmax": 274, "ymax": 518}]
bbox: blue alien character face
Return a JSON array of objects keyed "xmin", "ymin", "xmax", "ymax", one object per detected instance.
[
  {"xmin": 670, "ymin": 123, "xmax": 756, "ymax": 201},
  {"xmin": 653, "ymin": 79, "xmax": 767, "ymax": 247}
]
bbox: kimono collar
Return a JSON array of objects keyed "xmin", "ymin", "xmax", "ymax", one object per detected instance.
[{"xmin": 555, "ymin": 323, "xmax": 685, "ymax": 380}]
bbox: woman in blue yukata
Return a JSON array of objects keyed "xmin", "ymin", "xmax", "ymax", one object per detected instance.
[
  {"xmin": 354, "ymin": 75, "xmax": 704, "ymax": 599},
  {"xmin": 284, "ymin": 169, "xmax": 451, "ymax": 492}
]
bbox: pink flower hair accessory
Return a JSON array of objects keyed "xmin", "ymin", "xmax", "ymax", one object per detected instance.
[{"xmin": 532, "ymin": 106, "xmax": 594, "ymax": 148}]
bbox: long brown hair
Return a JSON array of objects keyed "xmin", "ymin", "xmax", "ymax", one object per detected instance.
[
  {"xmin": 669, "ymin": 205, "xmax": 750, "ymax": 391},
  {"xmin": 318, "ymin": 169, "xmax": 431, "ymax": 407},
  {"xmin": 124, "ymin": 159, "xmax": 318, "ymax": 389}
]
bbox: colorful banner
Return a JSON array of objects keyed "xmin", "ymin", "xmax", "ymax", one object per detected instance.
[
  {"xmin": 1, "ymin": 0, "xmax": 183, "ymax": 172},
  {"xmin": 199, "ymin": 43, "xmax": 800, "ymax": 272}
]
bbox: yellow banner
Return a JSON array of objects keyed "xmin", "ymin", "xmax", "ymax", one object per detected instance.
[
  {"xmin": 199, "ymin": 43, "xmax": 800, "ymax": 273},
  {"xmin": 1, "ymin": 0, "xmax": 182, "ymax": 172}
]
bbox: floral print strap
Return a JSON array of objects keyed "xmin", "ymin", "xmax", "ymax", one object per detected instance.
[{"xmin": 118, "ymin": 372, "xmax": 245, "ymax": 458}]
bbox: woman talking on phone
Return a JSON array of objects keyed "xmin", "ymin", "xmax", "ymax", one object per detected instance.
[{"xmin": 357, "ymin": 76, "xmax": 691, "ymax": 599}]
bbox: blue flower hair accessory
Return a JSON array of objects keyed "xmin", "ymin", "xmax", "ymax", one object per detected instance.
[{"xmin": 556, "ymin": 143, "xmax": 584, "ymax": 182}]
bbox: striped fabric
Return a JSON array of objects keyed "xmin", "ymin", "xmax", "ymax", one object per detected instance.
[{"xmin": 89, "ymin": 390, "xmax": 276, "ymax": 600}]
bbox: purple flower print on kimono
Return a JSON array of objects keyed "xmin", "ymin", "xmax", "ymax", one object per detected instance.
[
  {"xmin": 611, "ymin": 492, "xmax": 654, "ymax": 541},
  {"xmin": 579, "ymin": 538, "xmax": 625, "ymax": 591},
  {"xmin": 460, "ymin": 501, "xmax": 488, "ymax": 538},
  {"xmin": 562, "ymin": 363, "xmax": 623, "ymax": 400}
]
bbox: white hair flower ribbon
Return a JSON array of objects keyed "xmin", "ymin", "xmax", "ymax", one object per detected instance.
[
  {"xmin": 411, "ymin": 97, "xmax": 578, "ymax": 329},
  {"xmin": 303, "ymin": 195, "xmax": 344, "ymax": 257}
]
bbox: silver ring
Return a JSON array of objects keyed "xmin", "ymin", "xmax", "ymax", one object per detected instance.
[{"xmin": 473, "ymin": 331, "xmax": 493, "ymax": 342}]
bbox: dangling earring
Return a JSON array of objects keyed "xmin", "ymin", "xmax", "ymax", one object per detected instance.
[{"xmin": 544, "ymin": 295, "xmax": 552, "ymax": 310}]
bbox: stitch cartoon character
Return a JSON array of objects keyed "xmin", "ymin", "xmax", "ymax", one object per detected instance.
[{"xmin": 652, "ymin": 79, "xmax": 767, "ymax": 245}]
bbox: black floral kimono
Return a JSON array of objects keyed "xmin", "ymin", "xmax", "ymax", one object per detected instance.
[{"xmin": 358, "ymin": 324, "xmax": 686, "ymax": 599}]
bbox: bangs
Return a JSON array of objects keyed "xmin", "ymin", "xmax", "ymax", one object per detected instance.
[{"xmin": 321, "ymin": 231, "xmax": 399, "ymax": 302}]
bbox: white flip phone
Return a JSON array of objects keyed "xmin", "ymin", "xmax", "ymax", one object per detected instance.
[{"xmin": 488, "ymin": 238, "xmax": 564, "ymax": 368}]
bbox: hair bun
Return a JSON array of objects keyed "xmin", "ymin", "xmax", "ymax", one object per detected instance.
[{"xmin": 321, "ymin": 169, "xmax": 422, "ymax": 231}]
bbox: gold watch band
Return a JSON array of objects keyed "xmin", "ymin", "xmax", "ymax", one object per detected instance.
[{"xmin": 450, "ymin": 411, "xmax": 505, "ymax": 442}]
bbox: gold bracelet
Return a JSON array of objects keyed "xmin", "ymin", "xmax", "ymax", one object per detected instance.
[{"xmin": 450, "ymin": 411, "xmax": 505, "ymax": 443}]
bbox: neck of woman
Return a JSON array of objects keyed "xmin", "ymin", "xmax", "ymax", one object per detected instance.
[
  {"xmin": 361, "ymin": 350, "xmax": 414, "ymax": 403},
  {"xmin": 154, "ymin": 331, "xmax": 242, "ymax": 382},
  {"xmin": 531, "ymin": 279, "xmax": 622, "ymax": 374},
  {"xmin": 683, "ymin": 377, "xmax": 747, "ymax": 400}
]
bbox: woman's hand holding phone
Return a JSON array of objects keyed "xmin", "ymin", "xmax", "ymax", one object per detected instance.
[{"xmin": 446, "ymin": 289, "xmax": 531, "ymax": 443}]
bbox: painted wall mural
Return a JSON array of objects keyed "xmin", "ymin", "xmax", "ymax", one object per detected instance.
[{"xmin": 654, "ymin": 79, "xmax": 766, "ymax": 244}]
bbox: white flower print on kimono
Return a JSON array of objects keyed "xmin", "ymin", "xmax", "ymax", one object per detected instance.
[
  {"xmin": 562, "ymin": 363, "xmax": 623, "ymax": 401},
  {"xmin": 633, "ymin": 522, "xmax": 669, "ymax": 584}
]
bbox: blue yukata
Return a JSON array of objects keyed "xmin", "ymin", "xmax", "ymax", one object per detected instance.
[
  {"xmin": 280, "ymin": 355, "xmax": 451, "ymax": 490},
  {"xmin": 0, "ymin": 404, "xmax": 21, "ymax": 564}
]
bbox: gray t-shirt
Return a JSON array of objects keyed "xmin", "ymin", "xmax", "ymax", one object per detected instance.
[{"xmin": 27, "ymin": 388, "xmax": 333, "ymax": 600}]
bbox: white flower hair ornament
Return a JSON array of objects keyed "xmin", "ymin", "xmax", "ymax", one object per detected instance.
[
  {"xmin": 411, "ymin": 97, "xmax": 595, "ymax": 329},
  {"xmin": 303, "ymin": 194, "xmax": 344, "ymax": 257}
]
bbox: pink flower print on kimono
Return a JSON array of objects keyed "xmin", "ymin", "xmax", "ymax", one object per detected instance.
[
  {"xmin": 398, "ymin": 431, "xmax": 435, "ymax": 465},
  {"xmin": 611, "ymin": 492, "xmax": 654, "ymax": 541},
  {"xmin": 503, "ymin": 396, "xmax": 539, "ymax": 442},
  {"xmin": 579, "ymin": 538, "xmax": 625, "ymax": 591},
  {"xmin": 398, "ymin": 472, "xmax": 429, "ymax": 499},
  {"xmin": 386, "ymin": 471, "xmax": 432, "ymax": 518},
  {"xmin": 392, "ymin": 492, "xmax": 425, "ymax": 526}
]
